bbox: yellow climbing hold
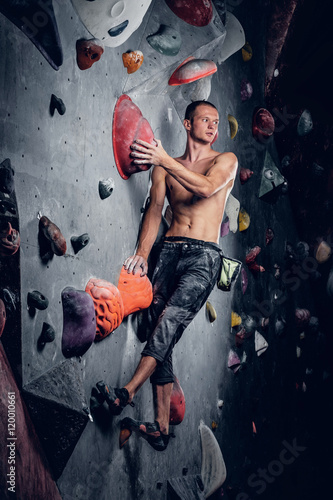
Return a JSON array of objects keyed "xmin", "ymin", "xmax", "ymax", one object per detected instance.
[
  {"xmin": 231, "ymin": 311, "xmax": 242, "ymax": 327},
  {"xmin": 228, "ymin": 114, "xmax": 238, "ymax": 139},
  {"xmin": 206, "ymin": 301, "xmax": 217, "ymax": 323},
  {"xmin": 239, "ymin": 208, "xmax": 250, "ymax": 231},
  {"xmin": 315, "ymin": 240, "xmax": 331, "ymax": 263},
  {"xmin": 242, "ymin": 41, "xmax": 253, "ymax": 61},
  {"xmin": 211, "ymin": 421, "xmax": 218, "ymax": 431}
]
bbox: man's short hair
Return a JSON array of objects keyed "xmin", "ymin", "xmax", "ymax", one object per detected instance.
[{"xmin": 184, "ymin": 101, "xmax": 218, "ymax": 122}]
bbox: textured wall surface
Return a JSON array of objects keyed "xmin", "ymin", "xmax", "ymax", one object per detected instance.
[{"xmin": 0, "ymin": 1, "xmax": 327, "ymax": 499}]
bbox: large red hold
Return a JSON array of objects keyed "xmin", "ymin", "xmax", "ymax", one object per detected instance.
[
  {"xmin": 169, "ymin": 377, "xmax": 186, "ymax": 425},
  {"xmin": 39, "ymin": 215, "xmax": 66, "ymax": 256},
  {"xmin": 165, "ymin": 0, "xmax": 213, "ymax": 27},
  {"xmin": 112, "ymin": 95, "xmax": 155, "ymax": 180},
  {"xmin": 0, "ymin": 222, "xmax": 20, "ymax": 257}
]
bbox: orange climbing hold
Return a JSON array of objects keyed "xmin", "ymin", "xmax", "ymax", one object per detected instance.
[
  {"xmin": 85, "ymin": 278, "xmax": 124, "ymax": 341},
  {"xmin": 117, "ymin": 267, "xmax": 153, "ymax": 317},
  {"xmin": 122, "ymin": 50, "xmax": 144, "ymax": 74}
]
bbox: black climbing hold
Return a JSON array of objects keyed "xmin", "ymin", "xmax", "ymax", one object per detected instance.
[
  {"xmin": 108, "ymin": 20, "xmax": 129, "ymax": 37},
  {"xmin": 0, "ymin": 199, "xmax": 17, "ymax": 215},
  {"xmin": 98, "ymin": 178, "xmax": 114, "ymax": 200},
  {"xmin": 27, "ymin": 290, "xmax": 49, "ymax": 310},
  {"xmin": 0, "ymin": 158, "xmax": 14, "ymax": 194},
  {"xmin": 50, "ymin": 94, "xmax": 66, "ymax": 116},
  {"xmin": 39, "ymin": 322, "xmax": 56, "ymax": 346},
  {"xmin": 71, "ymin": 233, "xmax": 90, "ymax": 254}
]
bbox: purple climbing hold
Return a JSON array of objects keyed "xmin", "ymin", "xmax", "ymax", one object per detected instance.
[
  {"xmin": 240, "ymin": 79, "xmax": 253, "ymax": 101},
  {"xmin": 61, "ymin": 287, "xmax": 96, "ymax": 358},
  {"xmin": 241, "ymin": 267, "xmax": 248, "ymax": 294},
  {"xmin": 220, "ymin": 217, "xmax": 230, "ymax": 237},
  {"xmin": 0, "ymin": 159, "xmax": 15, "ymax": 194}
]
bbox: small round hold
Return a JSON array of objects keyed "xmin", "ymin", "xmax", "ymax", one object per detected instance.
[
  {"xmin": 27, "ymin": 290, "xmax": 49, "ymax": 310},
  {"xmin": 99, "ymin": 178, "xmax": 115, "ymax": 199},
  {"xmin": 39, "ymin": 322, "xmax": 56, "ymax": 345},
  {"xmin": 274, "ymin": 68, "xmax": 279, "ymax": 77},
  {"xmin": 217, "ymin": 399, "xmax": 224, "ymax": 408},
  {"xmin": 71, "ymin": 233, "xmax": 90, "ymax": 254}
]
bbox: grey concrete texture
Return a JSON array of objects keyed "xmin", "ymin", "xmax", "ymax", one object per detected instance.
[{"xmin": 0, "ymin": 1, "xmax": 320, "ymax": 499}]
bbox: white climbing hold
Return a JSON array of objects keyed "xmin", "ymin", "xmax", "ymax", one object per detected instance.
[
  {"xmin": 199, "ymin": 420, "xmax": 227, "ymax": 498},
  {"xmin": 255, "ymin": 331, "xmax": 268, "ymax": 356}
]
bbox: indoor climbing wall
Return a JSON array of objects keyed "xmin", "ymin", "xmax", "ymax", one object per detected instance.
[{"xmin": 0, "ymin": 1, "xmax": 330, "ymax": 499}]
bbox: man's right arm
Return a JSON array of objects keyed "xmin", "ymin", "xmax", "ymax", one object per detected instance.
[{"xmin": 123, "ymin": 166, "xmax": 166, "ymax": 275}]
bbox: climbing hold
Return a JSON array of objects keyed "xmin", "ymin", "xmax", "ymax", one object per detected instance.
[
  {"xmin": 274, "ymin": 263, "xmax": 281, "ymax": 279},
  {"xmin": 307, "ymin": 316, "xmax": 319, "ymax": 334},
  {"xmin": 99, "ymin": 178, "xmax": 115, "ymax": 199},
  {"xmin": 0, "ymin": 0, "xmax": 63, "ymax": 70},
  {"xmin": 295, "ymin": 308, "xmax": 311, "ymax": 328},
  {"xmin": 296, "ymin": 346, "xmax": 301, "ymax": 358},
  {"xmin": 241, "ymin": 268, "xmax": 248, "ymax": 294},
  {"xmin": 255, "ymin": 331, "xmax": 268, "ymax": 356},
  {"xmin": 217, "ymin": 399, "xmax": 224, "ymax": 409},
  {"xmin": 220, "ymin": 217, "xmax": 230, "ymax": 237},
  {"xmin": 85, "ymin": 278, "xmax": 124, "ymax": 340},
  {"xmin": 206, "ymin": 301, "xmax": 217, "ymax": 322},
  {"xmin": 295, "ymin": 241, "xmax": 309, "ymax": 261},
  {"xmin": 228, "ymin": 350, "xmax": 241, "ymax": 372},
  {"xmin": 168, "ymin": 57, "xmax": 217, "ymax": 86},
  {"xmin": 2, "ymin": 288, "xmax": 16, "ymax": 313},
  {"xmin": 275, "ymin": 317, "xmax": 286, "ymax": 337},
  {"xmin": 61, "ymin": 287, "xmax": 96, "ymax": 358},
  {"xmin": 0, "ymin": 222, "xmax": 20, "ymax": 257},
  {"xmin": 76, "ymin": 38, "xmax": 104, "ymax": 70},
  {"xmin": 259, "ymin": 151, "xmax": 285, "ymax": 198},
  {"xmin": 27, "ymin": 290, "xmax": 49, "ymax": 311},
  {"xmin": 211, "ymin": 421, "xmax": 218, "ymax": 431},
  {"xmin": 146, "ymin": 24, "xmax": 182, "ymax": 56},
  {"xmin": 199, "ymin": 420, "xmax": 227, "ymax": 498},
  {"xmin": 238, "ymin": 208, "xmax": 250, "ymax": 231},
  {"xmin": 297, "ymin": 109, "xmax": 313, "ymax": 136},
  {"xmin": 227, "ymin": 114, "xmax": 238, "ymax": 139},
  {"xmin": 315, "ymin": 240, "xmax": 331, "ymax": 263},
  {"xmin": 242, "ymin": 41, "xmax": 253, "ymax": 61},
  {"xmin": 112, "ymin": 94, "xmax": 155, "ymax": 180},
  {"xmin": 240, "ymin": 79, "xmax": 253, "ymax": 101},
  {"xmin": 0, "ymin": 159, "xmax": 14, "ymax": 194},
  {"xmin": 117, "ymin": 267, "xmax": 153, "ymax": 317},
  {"xmin": 243, "ymin": 315, "xmax": 257, "ymax": 335},
  {"xmin": 224, "ymin": 194, "xmax": 240, "ymax": 233},
  {"xmin": 239, "ymin": 168, "xmax": 253, "ymax": 185},
  {"xmin": 246, "ymin": 246, "xmax": 265, "ymax": 273},
  {"xmin": 50, "ymin": 94, "xmax": 66, "ymax": 116},
  {"xmin": 71, "ymin": 0, "xmax": 153, "ymax": 48},
  {"xmin": 0, "ymin": 299, "xmax": 6, "ymax": 337},
  {"xmin": 122, "ymin": 50, "xmax": 144, "ymax": 74},
  {"xmin": 252, "ymin": 421, "xmax": 257, "ymax": 434},
  {"xmin": 165, "ymin": 0, "xmax": 213, "ymax": 27},
  {"xmin": 39, "ymin": 215, "xmax": 67, "ymax": 256},
  {"xmin": 235, "ymin": 327, "xmax": 246, "ymax": 346},
  {"xmin": 169, "ymin": 377, "xmax": 186, "ymax": 425},
  {"xmin": 231, "ymin": 311, "xmax": 241, "ymax": 328},
  {"xmin": 71, "ymin": 233, "xmax": 90, "ymax": 254},
  {"xmin": 265, "ymin": 228, "xmax": 274, "ymax": 246},
  {"xmin": 281, "ymin": 180, "xmax": 288, "ymax": 194},
  {"xmin": 299, "ymin": 332, "xmax": 305, "ymax": 340},
  {"xmin": 252, "ymin": 108, "xmax": 275, "ymax": 141},
  {"xmin": 38, "ymin": 322, "xmax": 56, "ymax": 347}
]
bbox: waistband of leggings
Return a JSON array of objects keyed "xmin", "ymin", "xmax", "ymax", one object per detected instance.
[{"xmin": 163, "ymin": 236, "xmax": 222, "ymax": 253}]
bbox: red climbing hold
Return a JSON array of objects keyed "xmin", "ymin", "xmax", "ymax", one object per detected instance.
[
  {"xmin": 112, "ymin": 95, "xmax": 155, "ymax": 180},
  {"xmin": 169, "ymin": 377, "xmax": 186, "ymax": 425},
  {"xmin": 168, "ymin": 57, "xmax": 217, "ymax": 86},
  {"xmin": 165, "ymin": 0, "xmax": 213, "ymax": 27}
]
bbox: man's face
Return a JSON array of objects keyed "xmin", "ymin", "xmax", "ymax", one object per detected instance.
[{"xmin": 185, "ymin": 105, "xmax": 219, "ymax": 144}]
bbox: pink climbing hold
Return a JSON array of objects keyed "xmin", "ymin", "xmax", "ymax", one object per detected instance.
[
  {"xmin": 246, "ymin": 246, "xmax": 265, "ymax": 273},
  {"xmin": 165, "ymin": 0, "xmax": 213, "ymax": 27},
  {"xmin": 112, "ymin": 95, "xmax": 155, "ymax": 180},
  {"xmin": 241, "ymin": 267, "xmax": 248, "ymax": 294},
  {"xmin": 168, "ymin": 56, "xmax": 217, "ymax": 86},
  {"xmin": 252, "ymin": 108, "xmax": 275, "ymax": 140},
  {"xmin": 0, "ymin": 222, "xmax": 20, "ymax": 257},
  {"xmin": 228, "ymin": 349, "xmax": 241, "ymax": 373},
  {"xmin": 239, "ymin": 168, "xmax": 254, "ymax": 185},
  {"xmin": 220, "ymin": 217, "xmax": 230, "ymax": 237}
]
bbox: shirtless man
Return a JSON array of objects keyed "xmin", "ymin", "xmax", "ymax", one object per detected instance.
[{"xmin": 96, "ymin": 101, "xmax": 238, "ymax": 451}]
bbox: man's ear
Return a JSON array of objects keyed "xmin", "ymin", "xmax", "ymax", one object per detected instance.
[{"xmin": 183, "ymin": 119, "xmax": 191, "ymax": 131}]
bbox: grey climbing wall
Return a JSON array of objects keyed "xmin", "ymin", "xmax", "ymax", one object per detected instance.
[{"xmin": 0, "ymin": 1, "xmax": 330, "ymax": 499}]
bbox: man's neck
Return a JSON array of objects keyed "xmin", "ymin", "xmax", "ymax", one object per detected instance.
[{"xmin": 181, "ymin": 138, "xmax": 214, "ymax": 164}]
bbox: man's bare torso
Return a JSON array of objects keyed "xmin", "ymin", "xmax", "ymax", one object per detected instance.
[{"xmin": 164, "ymin": 152, "xmax": 234, "ymax": 244}]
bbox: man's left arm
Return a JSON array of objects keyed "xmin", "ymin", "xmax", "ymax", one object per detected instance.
[{"xmin": 131, "ymin": 139, "xmax": 238, "ymax": 198}]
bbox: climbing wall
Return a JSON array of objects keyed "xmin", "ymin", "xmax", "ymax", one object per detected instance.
[{"xmin": 0, "ymin": 1, "xmax": 331, "ymax": 499}]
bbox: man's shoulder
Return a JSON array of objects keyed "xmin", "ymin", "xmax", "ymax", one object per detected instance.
[{"xmin": 212, "ymin": 151, "xmax": 238, "ymax": 168}]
